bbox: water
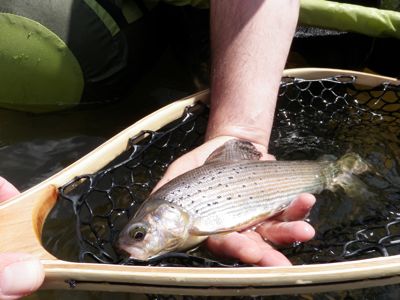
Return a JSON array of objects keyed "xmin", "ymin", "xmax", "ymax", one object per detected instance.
[
  {"xmin": 0, "ymin": 136, "xmax": 105, "ymax": 190},
  {"xmin": 275, "ymin": 121, "xmax": 400, "ymax": 264}
]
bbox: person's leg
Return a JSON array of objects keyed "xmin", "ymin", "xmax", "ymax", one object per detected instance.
[
  {"xmin": 0, "ymin": 1, "xmax": 84, "ymax": 112},
  {"xmin": 0, "ymin": 0, "xmax": 152, "ymax": 112}
]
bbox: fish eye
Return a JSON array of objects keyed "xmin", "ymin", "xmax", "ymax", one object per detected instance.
[{"xmin": 128, "ymin": 225, "xmax": 147, "ymax": 241}]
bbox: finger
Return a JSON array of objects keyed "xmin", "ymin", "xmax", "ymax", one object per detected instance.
[
  {"xmin": 0, "ymin": 253, "xmax": 44, "ymax": 300},
  {"xmin": 255, "ymin": 220, "xmax": 315, "ymax": 245},
  {"xmin": 278, "ymin": 193, "xmax": 316, "ymax": 222},
  {"xmin": 206, "ymin": 231, "xmax": 292, "ymax": 266},
  {"xmin": 260, "ymin": 153, "xmax": 275, "ymax": 161},
  {"xmin": 0, "ymin": 177, "xmax": 20, "ymax": 202},
  {"xmin": 240, "ymin": 231, "xmax": 292, "ymax": 266},
  {"xmin": 207, "ymin": 232, "xmax": 264, "ymax": 265},
  {"xmin": 256, "ymin": 249, "xmax": 292, "ymax": 266}
]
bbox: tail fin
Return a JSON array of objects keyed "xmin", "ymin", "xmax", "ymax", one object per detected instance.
[
  {"xmin": 332, "ymin": 172, "xmax": 375, "ymax": 200},
  {"xmin": 326, "ymin": 153, "xmax": 375, "ymax": 200},
  {"xmin": 336, "ymin": 153, "xmax": 371, "ymax": 175}
]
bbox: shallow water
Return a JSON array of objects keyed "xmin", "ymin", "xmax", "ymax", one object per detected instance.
[
  {"xmin": 275, "ymin": 121, "xmax": 400, "ymax": 263},
  {"xmin": 0, "ymin": 136, "xmax": 105, "ymax": 190}
]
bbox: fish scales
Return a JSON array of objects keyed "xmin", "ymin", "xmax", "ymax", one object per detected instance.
[
  {"xmin": 117, "ymin": 139, "xmax": 370, "ymax": 260},
  {"xmin": 159, "ymin": 160, "xmax": 329, "ymax": 233}
]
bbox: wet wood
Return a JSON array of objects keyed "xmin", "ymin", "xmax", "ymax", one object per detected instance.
[{"xmin": 0, "ymin": 69, "xmax": 399, "ymax": 296}]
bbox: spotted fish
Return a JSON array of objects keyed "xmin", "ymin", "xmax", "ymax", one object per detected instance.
[{"xmin": 117, "ymin": 139, "xmax": 370, "ymax": 260}]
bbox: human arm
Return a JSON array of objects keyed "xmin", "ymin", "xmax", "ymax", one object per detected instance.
[
  {"xmin": 0, "ymin": 177, "xmax": 44, "ymax": 299},
  {"xmin": 157, "ymin": 0, "xmax": 300, "ymax": 183},
  {"xmin": 207, "ymin": 0, "xmax": 298, "ymax": 146},
  {"xmin": 155, "ymin": 0, "xmax": 316, "ymax": 266}
]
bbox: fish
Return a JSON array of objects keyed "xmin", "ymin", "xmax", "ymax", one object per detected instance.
[{"xmin": 116, "ymin": 139, "xmax": 371, "ymax": 261}]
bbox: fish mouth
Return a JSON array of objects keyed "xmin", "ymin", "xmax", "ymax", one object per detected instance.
[
  {"xmin": 115, "ymin": 237, "xmax": 151, "ymax": 261},
  {"xmin": 118, "ymin": 243, "xmax": 151, "ymax": 261},
  {"xmin": 129, "ymin": 250, "xmax": 150, "ymax": 261}
]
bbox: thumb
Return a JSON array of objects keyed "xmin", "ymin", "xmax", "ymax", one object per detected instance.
[
  {"xmin": 0, "ymin": 253, "xmax": 44, "ymax": 299},
  {"xmin": 0, "ymin": 177, "xmax": 20, "ymax": 202}
]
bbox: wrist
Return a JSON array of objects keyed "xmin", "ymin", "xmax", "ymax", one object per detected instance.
[{"xmin": 205, "ymin": 124, "xmax": 270, "ymax": 148}]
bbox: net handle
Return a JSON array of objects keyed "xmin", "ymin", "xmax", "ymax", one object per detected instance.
[{"xmin": 0, "ymin": 185, "xmax": 58, "ymax": 259}]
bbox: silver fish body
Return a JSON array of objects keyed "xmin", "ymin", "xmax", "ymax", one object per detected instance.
[
  {"xmin": 117, "ymin": 140, "xmax": 370, "ymax": 260},
  {"xmin": 157, "ymin": 159, "xmax": 329, "ymax": 234}
]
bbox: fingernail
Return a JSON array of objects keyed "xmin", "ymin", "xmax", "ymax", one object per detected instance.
[
  {"xmin": 304, "ymin": 224, "xmax": 316, "ymax": 237},
  {"xmin": 0, "ymin": 258, "xmax": 44, "ymax": 297}
]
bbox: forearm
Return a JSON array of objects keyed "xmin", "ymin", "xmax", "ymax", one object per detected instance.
[{"xmin": 207, "ymin": 0, "xmax": 299, "ymax": 148}]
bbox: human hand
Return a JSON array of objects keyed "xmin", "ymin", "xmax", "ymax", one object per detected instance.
[
  {"xmin": 0, "ymin": 177, "xmax": 19, "ymax": 202},
  {"xmin": 206, "ymin": 194, "xmax": 315, "ymax": 266},
  {"xmin": 154, "ymin": 137, "xmax": 316, "ymax": 266},
  {"xmin": 0, "ymin": 177, "xmax": 44, "ymax": 299}
]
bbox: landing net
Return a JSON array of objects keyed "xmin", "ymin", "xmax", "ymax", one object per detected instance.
[{"xmin": 43, "ymin": 75, "xmax": 400, "ymax": 267}]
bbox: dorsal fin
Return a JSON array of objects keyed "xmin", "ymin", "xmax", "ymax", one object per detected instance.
[{"xmin": 205, "ymin": 139, "xmax": 262, "ymax": 164}]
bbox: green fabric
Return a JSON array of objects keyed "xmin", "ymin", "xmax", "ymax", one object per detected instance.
[
  {"xmin": 120, "ymin": 0, "xmax": 144, "ymax": 23},
  {"xmin": 300, "ymin": 0, "xmax": 400, "ymax": 39},
  {"xmin": 83, "ymin": 0, "xmax": 120, "ymax": 36},
  {"xmin": 0, "ymin": 13, "xmax": 84, "ymax": 112}
]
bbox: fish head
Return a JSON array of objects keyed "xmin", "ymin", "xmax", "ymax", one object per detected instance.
[{"xmin": 117, "ymin": 200, "xmax": 192, "ymax": 260}]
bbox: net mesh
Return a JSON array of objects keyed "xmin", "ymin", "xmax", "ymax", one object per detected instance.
[{"xmin": 42, "ymin": 75, "xmax": 400, "ymax": 268}]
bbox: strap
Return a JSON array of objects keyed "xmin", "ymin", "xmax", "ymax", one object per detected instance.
[
  {"xmin": 95, "ymin": 0, "xmax": 128, "ymax": 27},
  {"xmin": 83, "ymin": 0, "xmax": 120, "ymax": 36}
]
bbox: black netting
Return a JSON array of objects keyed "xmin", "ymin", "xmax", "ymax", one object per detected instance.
[{"xmin": 42, "ymin": 75, "xmax": 400, "ymax": 268}]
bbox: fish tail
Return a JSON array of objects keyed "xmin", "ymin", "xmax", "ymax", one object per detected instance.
[
  {"xmin": 324, "ymin": 153, "xmax": 374, "ymax": 200},
  {"xmin": 335, "ymin": 153, "xmax": 371, "ymax": 175}
]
